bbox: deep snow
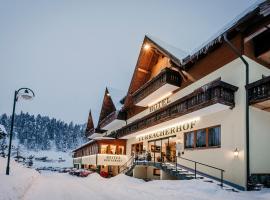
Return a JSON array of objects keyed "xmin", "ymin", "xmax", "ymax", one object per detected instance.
[{"xmin": 0, "ymin": 157, "xmax": 270, "ymax": 200}]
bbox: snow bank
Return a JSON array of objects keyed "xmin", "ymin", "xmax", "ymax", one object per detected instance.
[
  {"xmin": 0, "ymin": 157, "xmax": 40, "ymax": 200},
  {"xmin": 0, "ymin": 157, "xmax": 270, "ymax": 200}
]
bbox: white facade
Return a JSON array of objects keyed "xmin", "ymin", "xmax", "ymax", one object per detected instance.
[{"xmin": 121, "ymin": 57, "xmax": 270, "ymax": 190}]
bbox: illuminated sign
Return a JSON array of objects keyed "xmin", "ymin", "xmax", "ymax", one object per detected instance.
[
  {"xmin": 98, "ymin": 154, "xmax": 129, "ymax": 166},
  {"xmin": 136, "ymin": 118, "xmax": 199, "ymax": 142},
  {"xmin": 103, "ymin": 155, "xmax": 122, "ymax": 163}
]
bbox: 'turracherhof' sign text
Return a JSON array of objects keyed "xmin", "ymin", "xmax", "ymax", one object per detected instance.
[
  {"xmin": 137, "ymin": 120, "xmax": 197, "ymax": 142},
  {"xmin": 149, "ymin": 97, "xmax": 170, "ymax": 113}
]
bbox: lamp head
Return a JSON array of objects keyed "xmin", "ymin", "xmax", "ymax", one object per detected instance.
[
  {"xmin": 19, "ymin": 89, "xmax": 35, "ymax": 100},
  {"xmin": 234, "ymin": 148, "xmax": 239, "ymax": 157},
  {"xmin": 143, "ymin": 43, "xmax": 150, "ymax": 50}
]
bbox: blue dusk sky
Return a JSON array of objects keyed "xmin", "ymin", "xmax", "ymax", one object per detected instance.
[{"xmin": 0, "ymin": 0, "xmax": 257, "ymax": 124}]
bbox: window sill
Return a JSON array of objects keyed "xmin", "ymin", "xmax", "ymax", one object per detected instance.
[{"xmin": 184, "ymin": 146, "xmax": 221, "ymax": 151}]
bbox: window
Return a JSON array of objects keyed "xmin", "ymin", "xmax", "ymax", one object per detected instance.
[
  {"xmin": 100, "ymin": 145, "xmax": 108, "ymax": 154},
  {"xmin": 153, "ymin": 169, "xmax": 160, "ymax": 176},
  {"xmin": 196, "ymin": 129, "xmax": 206, "ymax": 147},
  {"xmin": 184, "ymin": 125, "xmax": 221, "ymax": 150},
  {"xmin": 109, "ymin": 145, "xmax": 116, "ymax": 154},
  {"xmin": 118, "ymin": 146, "xmax": 125, "ymax": 155},
  {"xmin": 185, "ymin": 131, "xmax": 194, "ymax": 148},
  {"xmin": 208, "ymin": 126, "xmax": 221, "ymax": 147}
]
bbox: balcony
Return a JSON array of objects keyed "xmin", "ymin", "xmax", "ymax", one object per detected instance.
[
  {"xmin": 88, "ymin": 128, "xmax": 106, "ymax": 139},
  {"xmin": 85, "ymin": 128, "xmax": 95, "ymax": 138},
  {"xmin": 112, "ymin": 79, "xmax": 238, "ymax": 138},
  {"xmin": 132, "ymin": 68, "xmax": 182, "ymax": 107},
  {"xmin": 99, "ymin": 110, "xmax": 127, "ymax": 130},
  {"xmin": 246, "ymin": 75, "xmax": 270, "ymax": 112}
]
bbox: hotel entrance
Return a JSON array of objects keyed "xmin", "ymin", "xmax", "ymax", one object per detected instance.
[{"xmin": 148, "ymin": 136, "xmax": 177, "ymax": 163}]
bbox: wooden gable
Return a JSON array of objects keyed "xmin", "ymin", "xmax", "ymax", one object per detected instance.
[
  {"xmin": 123, "ymin": 36, "xmax": 184, "ymax": 112},
  {"xmin": 85, "ymin": 110, "xmax": 94, "ymax": 134},
  {"xmin": 97, "ymin": 88, "xmax": 116, "ymax": 127}
]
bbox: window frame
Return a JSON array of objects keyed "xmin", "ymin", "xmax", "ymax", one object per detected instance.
[
  {"xmin": 184, "ymin": 131, "xmax": 195, "ymax": 149},
  {"xmin": 184, "ymin": 125, "xmax": 221, "ymax": 150}
]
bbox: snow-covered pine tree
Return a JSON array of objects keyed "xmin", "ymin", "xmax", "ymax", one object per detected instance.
[{"xmin": 0, "ymin": 112, "xmax": 87, "ymax": 152}]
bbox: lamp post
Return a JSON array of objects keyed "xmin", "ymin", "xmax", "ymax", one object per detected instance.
[{"xmin": 6, "ymin": 88, "xmax": 35, "ymax": 175}]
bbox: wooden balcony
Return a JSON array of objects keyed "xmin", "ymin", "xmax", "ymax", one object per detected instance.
[
  {"xmin": 246, "ymin": 75, "xmax": 270, "ymax": 112},
  {"xmin": 86, "ymin": 128, "xmax": 106, "ymax": 139},
  {"xmin": 132, "ymin": 68, "xmax": 182, "ymax": 107},
  {"xmin": 99, "ymin": 110, "xmax": 127, "ymax": 130},
  {"xmin": 112, "ymin": 79, "xmax": 238, "ymax": 138},
  {"xmin": 85, "ymin": 128, "xmax": 95, "ymax": 138}
]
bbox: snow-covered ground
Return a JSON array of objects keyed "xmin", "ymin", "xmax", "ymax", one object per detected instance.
[
  {"xmin": 6, "ymin": 138, "xmax": 73, "ymax": 169},
  {"xmin": 0, "ymin": 157, "xmax": 270, "ymax": 200},
  {"xmin": 21, "ymin": 149, "xmax": 73, "ymax": 168}
]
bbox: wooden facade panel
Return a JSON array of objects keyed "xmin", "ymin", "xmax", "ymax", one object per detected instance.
[
  {"xmin": 185, "ymin": 35, "xmax": 241, "ymax": 82},
  {"xmin": 73, "ymin": 139, "xmax": 127, "ymax": 158}
]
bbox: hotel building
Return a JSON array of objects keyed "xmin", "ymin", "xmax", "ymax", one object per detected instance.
[{"xmin": 73, "ymin": 1, "xmax": 270, "ymax": 190}]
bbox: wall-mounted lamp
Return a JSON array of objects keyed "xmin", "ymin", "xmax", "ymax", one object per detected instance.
[
  {"xmin": 234, "ymin": 148, "xmax": 239, "ymax": 157},
  {"xmin": 143, "ymin": 44, "xmax": 150, "ymax": 50}
]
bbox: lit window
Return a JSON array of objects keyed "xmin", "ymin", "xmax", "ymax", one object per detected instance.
[
  {"xmin": 109, "ymin": 145, "xmax": 116, "ymax": 154},
  {"xmin": 100, "ymin": 145, "xmax": 108, "ymax": 154},
  {"xmin": 118, "ymin": 146, "xmax": 125, "ymax": 155}
]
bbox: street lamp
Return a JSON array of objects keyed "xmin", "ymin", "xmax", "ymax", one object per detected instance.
[{"xmin": 6, "ymin": 88, "xmax": 35, "ymax": 175}]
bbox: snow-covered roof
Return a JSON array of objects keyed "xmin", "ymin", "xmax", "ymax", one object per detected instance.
[
  {"xmin": 146, "ymin": 34, "xmax": 188, "ymax": 64},
  {"xmin": 93, "ymin": 136, "xmax": 114, "ymax": 140},
  {"xmin": 73, "ymin": 136, "xmax": 115, "ymax": 152},
  {"xmin": 0, "ymin": 124, "xmax": 7, "ymax": 134},
  {"xmin": 186, "ymin": 0, "xmax": 267, "ymax": 63},
  {"xmin": 107, "ymin": 87, "xmax": 126, "ymax": 110},
  {"xmin": 72, "ymin": 140, "xmax": 95, "ymax": 152}
]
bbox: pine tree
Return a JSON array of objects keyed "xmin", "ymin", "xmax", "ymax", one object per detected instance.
[{"xmin": 0, "ymin": 112, "xmax": 86, "ymax": 152}]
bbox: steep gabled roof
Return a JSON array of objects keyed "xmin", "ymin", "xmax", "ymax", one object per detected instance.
[
  {"xmin": 123, "ymin": 35, "xmax": 187, "ymax": 109},
  {"xmin": 85, "ymin": 110, "xmax": 94, "ymax": 134},
  {"xmin": 183, "ymin": 0, "xmax": 270, "ymax": 66},
  {"xmin": 107, "ymin": 87, "xmax": 126, "ymax": 110},
  {"xmin": 97, "ymin": 88, "xmax": 116, "ymax": 127},
  {"xmin": 146, "ymin": 35, "xmax": 188, "ymax": 66}
]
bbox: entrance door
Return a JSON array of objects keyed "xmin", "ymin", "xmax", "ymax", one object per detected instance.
[
  {"xmin": 132, "ymin": 142, "xmax": 143, "ymax": 156},
  {"xmin": 149, "ymin": 136, "xmax": 176, "ymax": 163}
]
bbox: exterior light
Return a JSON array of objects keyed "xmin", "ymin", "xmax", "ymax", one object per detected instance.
[
  {"xmin": 234, "ymin": 148, "xmax": 239, "ymax": 157},
  {"xmin": 144, "ymin": 44, "xmax": 150, "ymax": 50},
  {"xmin": 19, "ymin": 89, "xmax": 35, "ymax": 100},
  {"xmin": 6, "ymin": 87, "xmax": 35, "ymax": 175}
]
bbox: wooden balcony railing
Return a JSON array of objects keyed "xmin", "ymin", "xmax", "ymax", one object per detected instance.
[
  {"xmin": 111, "ymin": 78, "xmax": 238, "ymax": 138},
  {"xmin": 85, "ymin": 127, "xmax": 106, "ymax": 138},
  {"xmin": 99, "ymin": 110, "xmax": 127, "ymax": 129},
  {"xmin": 85, "ymin": 128, "xmax": 95, "ymax": 138},
  {"xmin": 132, "ymin": 68, "xmax": 182, "ymax": 105},
  {"xmin": 246, "ymin": 75, "xmax": 270, "ymax": 105}
]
